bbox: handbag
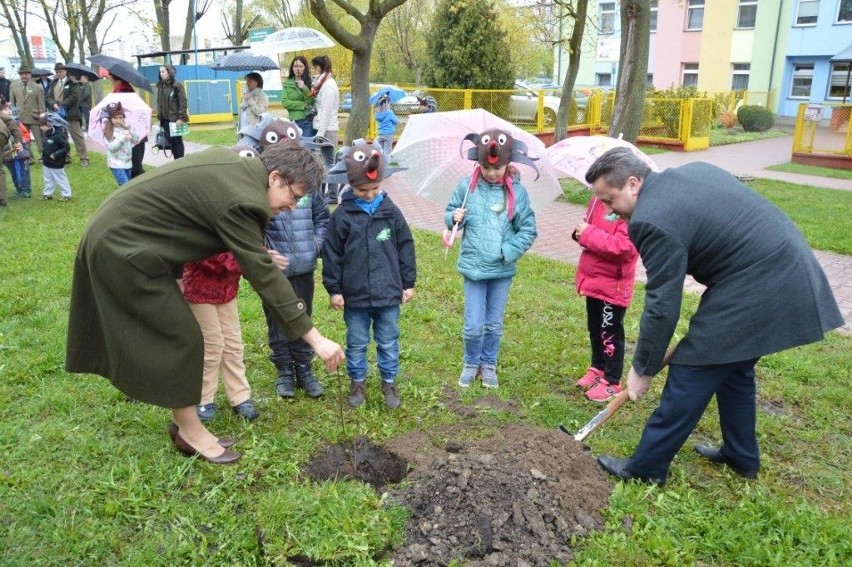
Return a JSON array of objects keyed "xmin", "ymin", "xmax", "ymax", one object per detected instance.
[
  {"xmin": 169, "ymin": 121, "xmax": 190, "ymax": 137},
  {"xmin": 304, "ymin": 106, "xmax": 318, "ymax": 120},
  {"xmin": 153, "ymin": 126, "xmax": 171, "ymax": 156}
]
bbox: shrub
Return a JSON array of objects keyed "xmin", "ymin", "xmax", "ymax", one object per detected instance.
[
  {"xmin": 717, "ymin": 110, "xmax": 737, "ymax": 129},
  {"xmin": 737, "ymin": 105, "xmax": 774, "ymax": 132}
]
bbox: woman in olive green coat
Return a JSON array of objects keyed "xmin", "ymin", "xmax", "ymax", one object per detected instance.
[{"xmin": 66, "ymin": 144, "xmax": 344, "ymax": 464}]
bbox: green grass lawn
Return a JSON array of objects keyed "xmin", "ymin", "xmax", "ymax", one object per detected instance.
[
  {"xmin": 710, "ymin": 128, "xmax": 791, "ymax": 146},
  {"xmin": 767, "ymin": 162, "xmax": 852, "ymax": 181},
  {"xmin": 1, "ymin": 152, "xmax": 849, "ymax": 566}
]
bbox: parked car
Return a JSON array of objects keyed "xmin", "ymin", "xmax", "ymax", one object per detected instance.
[{"xmin": 509, "ymin": 82, "xmax": 561, "ymax": 126}]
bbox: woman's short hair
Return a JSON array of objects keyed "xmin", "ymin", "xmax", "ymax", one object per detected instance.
[
  {"xmin": 245, "ymin": 72, "xmax": 263, "ymax": 89},
  {"xmin": 311, "ymin": 55, "xmax": 332, "ymax": 74}
]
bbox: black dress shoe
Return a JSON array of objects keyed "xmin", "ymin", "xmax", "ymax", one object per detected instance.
[
  {"xmin": 173, "ymin": 432, "xmax": 241, "ymax": 464},
  {"xmin": 167, "ymin": 422, "xmax": 236, "ymax": 449},
  {"xmin": 694, "ymin": 445, "xmax": 758, "ymax": 479},
  {"xmin": 597, "ymin": 455, "xmax": 666, "ymax": 487}
]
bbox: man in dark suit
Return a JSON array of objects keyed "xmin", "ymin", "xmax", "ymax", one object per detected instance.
[
  {"xmin": 586, "ymin": 148, "xmax": 843, "ymax": 486},
  {"xmin": 46, "ymin": 62, "xmax": 88, "ymax": 166}
]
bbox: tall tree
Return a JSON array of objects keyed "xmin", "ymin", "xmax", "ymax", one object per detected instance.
[
  {"xmin": 554, "ymin": 0, "xmax": 589, "ymax": 142},
  {"xmin": 153, "ymin": 0, "xmax": 173, "ymax": 51},
  {"xmin": 609, "ymin": 0, "xmax": 650, "ymax": 142},
  {"xmin": 221, "ymin": 0, "xmax": 264, "ymax": 46},
  {"xmin": 0, "ymin": 0, "xmax": 35, "ymax": 67},
  {"xmin": 373, "ymin": 0, "xmax": 431, "ymax": 83},
  {"xmin": 309, "ymin": 0, "xmax": 409, "ymax": 143},
  {"xmin": 36, "ymin": 0, "xmax": 142, "ymax": 62},
  {"xmin": 180, "ymin": 0, "xmax": 213, "ymax": 63},
  {"xmin": 424, "ymin": 0, "xmax": 514, "ymax": 89},
  {"xmin": 254, "ymin": 0, "xmax": 294, "ymax": 28}
]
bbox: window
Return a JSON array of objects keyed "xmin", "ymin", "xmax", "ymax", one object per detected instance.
[
  {"xmin": 795, "ymin": 0, "xmax": 819, "ymax": 25},
  {"xmin": 650, "ymin": 0, "xmax": 659, "ymax": 32},
  {"xmin": 837, "ymin": 0, "xmax": 852, "ymax": 22},
  {"xmin": 682, "ymin": 63, "xmax": 699, "ymax": 87},
  {"xmin": 596, "ymin": 73, "xmax": 612, "ymax": 87},
  {"xmin": 828, "ymin": 62, "xmax": 851, "ymax": 99},
  {"xmin": 686, "ymin": 0, "xmax": 705, "ymax": 30},
  {"xmin": 790, "ymin": 63, "xmax": 814, "ymax": 97},
  {"xmin": 646, "ymin": 74, "xmax": 654, "ymax": 87},
  {"xmin": 600, "ymin": 2, "xmax": 616, "ymax": 33},
  {"xmin": 737, "ymin": 0, "xmax": 758, "ymax": 28},
  {"xmin": 731, "ymin": 63, "xmax": 751, "ymax": 91}
]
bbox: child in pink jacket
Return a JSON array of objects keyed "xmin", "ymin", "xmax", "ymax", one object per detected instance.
[{"xmin": 572, "ymin": 196, "xmax": 638, "ymax": 402}]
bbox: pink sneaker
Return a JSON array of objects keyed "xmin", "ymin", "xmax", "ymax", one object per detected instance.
[
  {"xmin": 576, "ymin": 367, "xmax": 604, "ymax": 390},
  {"xmin": 585, "ymin": 381, "xmax": 622, "ymax": 402}
]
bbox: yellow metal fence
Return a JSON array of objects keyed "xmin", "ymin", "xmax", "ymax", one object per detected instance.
[{"xmin": 792, "ymin": 102, "xmax": 852, "ymax": 157}]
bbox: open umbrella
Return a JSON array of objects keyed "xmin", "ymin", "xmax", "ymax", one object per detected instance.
[
  {"xmin": 30, "ymin": 68, "xmax": 53, "ymax": 77},
  {"xmin": 391, "ymin": 108, "xmax": 562, "ymax": 212},
  {"xmin": 546, "ymin": 134, "xmax": 658, "ymax": 186},
  {"xmin": 87, "ymin": 93, "xmax": 152, "ymax": 150},
  {"xmin": 252, "ymin": 27, "xmax": 335, "ymax": 54},
  {"xmin": 209, "ymin": 51, "xmax": 279, "ymax": 72},
  {"xmin": 369, "ymin": 86, "xmax": 406, "ymax": 105},
  {"xmin": 63, "ymin": 62, "xmax": 100, "ymax": 82},
  {"xmin": 87, "ymin": 54, "xmax": 153, "ymax": 93}
]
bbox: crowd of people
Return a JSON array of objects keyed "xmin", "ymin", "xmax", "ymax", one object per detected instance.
[{"xmin": 3, "ymin": 55, "xmax": 843, "ymax": 484}]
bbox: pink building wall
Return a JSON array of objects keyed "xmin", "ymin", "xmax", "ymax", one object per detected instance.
[{"xmin": 651, "ymin": 2, "xmax": 702, "ymax": 89}]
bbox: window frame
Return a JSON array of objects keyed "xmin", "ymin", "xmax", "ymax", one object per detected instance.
[
  {"xmin": 836, "ymin": 0, "xmax": 852, "ymax": 23},
  {"xmin": 737, "ymin": 0, "xmax": 758, "ymax": 28},
  {"xmin": 686, "ymin": 0, "xmax": 705, "ymax": 30},
  {"xmin": 731, "ymin": 63, "xmax": 751, "ymax": 91},
  {"xmin": 827, "ymin": 62, "xmax": 851, "ymax": 100},
  {"xmin": 650, "ymin": 0, "xmax": 659, "ymax": 32},
  {"xmin": 794, "ymin": 0, "xmax": 819, "ymax": 26},
  {"xmin": 682, "ymin": 63, "xmax": 699, "ymax": 87},
  {"xmin": 599, "ymin": 2, "xmax": 616, "ymax": 34},
  {"xmin": 596, "ymin": 72, "xmax": 613, "ymax": 87},
  {"xmin": 789, "ymin": 62, "xmax": 814, "ymax": 99}
]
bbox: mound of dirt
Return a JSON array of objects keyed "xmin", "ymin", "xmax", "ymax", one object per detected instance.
[{"xmin": 385, "ymin": 423, "xmax": 612, "ymax": 566}]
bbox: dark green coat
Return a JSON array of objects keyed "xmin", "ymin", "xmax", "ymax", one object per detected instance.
[{"xmin": 65, "ymin": 147, "xmax": 313, "ymax": 407}]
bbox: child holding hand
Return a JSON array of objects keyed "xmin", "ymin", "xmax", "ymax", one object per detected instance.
[
  {"xmin": 35, "ymin": 112, "xmax": 72, "ymax": 202},
  {"xmin": 322, "ymin": 140, "xmax": 415, "ymax": 409},
  {"xmin": 102, "ymin": 102, "xmax": 139, "ymax": 186},
  {"xmin": 446, "ymin": 129, "xmax": 539, "ymax": 389}
]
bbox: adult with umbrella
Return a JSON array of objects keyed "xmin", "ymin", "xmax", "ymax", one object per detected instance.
[
  {"xmin": 87, "ymin": 54, "xmax": 153, "ymax": 93},
  {"xmin": 104, "ymin": 70, "xmax": 151, "ymax": 178},
  {"xmin": 47, "ymin": 63, "xmax": 89, "ymax": 167},
  {"xmin": 65, "ymin": 144, "xmax": 346, "ymax": 464},
  {"xmin": 156, "ymin": 64, "xmax": 189, "ymax": 160},
  {"xmin": 238, "ymin": 72, "xmax": 269, "ymax": 133},
  {"xmin": 31, "ymin": 68, "xmax": 53, "ymax": 98},
  {"xmin": 61, "ymin": 64, "xmax": 100, "ymax": 130},
  {"xmin": 281, "ymin": 56, "xmax": 316, "ymax": 137},
  {"xmin": 9, "ymin": 65, "xmax": 46, "ymax": 159}
]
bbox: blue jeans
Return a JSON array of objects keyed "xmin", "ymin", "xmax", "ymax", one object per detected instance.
[
  {"xmin": 295, "ymin": 118, "xmax": 316, "ymax": 138},
  {"xmin": 343, "ymin": 305, "xmax": 400, "ymax": 382},
  {"xmin": 6, "ymin": 159, "xmax": 31, "ymax": 195},
  {"xmin": 110, "ymin": 168, "xmax": 131, "ymax": 186},
  {"xmin": 462, "ymin": 276, "xmax": 513, "ymax": 366},
  {"xmin": 627, "ymin": 358, "xmax": 761, "ymax": 479}
]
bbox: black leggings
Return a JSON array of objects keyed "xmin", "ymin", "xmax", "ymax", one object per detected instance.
[{"xmin": 586, "ymin": 297, "xmax": 627, "ymax": 385}]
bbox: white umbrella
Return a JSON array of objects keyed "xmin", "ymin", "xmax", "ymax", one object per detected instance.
[
  {"xmin": 253, "ymin": 27, "xmax": 335, "ymax": 54},
  {"xmin": 390, "ymin": 108, "xmax": 562, "ymax": 212},
  {"xmin": 546, "ymin": 134, "xmax": 659, "ymax": 186},
  {"xmin": 87, "ymin": 93, "xmax": 152, "ymax": 150}
]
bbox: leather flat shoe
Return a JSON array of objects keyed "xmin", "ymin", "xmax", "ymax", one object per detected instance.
[
  {"xmin": 694, "ymin": 445, "xmax": 758, "ymax": 479},
  {"xmin": 168, "ymin": 422, "xmax": 236, "ymax": 448},
  {"xmin": 172, "ymin": 432, "xmax": 242, "ymax": 464},
  {"xmin": 597, "ymin": 455, "xmax": 666, "ymax": 487}
]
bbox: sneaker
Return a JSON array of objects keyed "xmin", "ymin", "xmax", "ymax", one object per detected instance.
[
  {"xmin": 58, "ymin": 196, "xmax": 72, "ymax": 202},
  {"xmin": 458, "ymin": 364, "xmax": 479, "ymax": 388},
  {"xmin": 480, "ymin": 364, "xmax": 499, "ymax": 389},
  {"xmin": 585, "ymin": 381, "xmax": 622, "ymax": 402},
  {"xmin": 232, "ymin": 399, "xmax": 259, "ymax": 421},
  {"xmin": 348, "ymin": 381, "xmax": 366, "ymax": 408},
  {"xmin": 41, "ymin": 195, "xmax": 53, "ymax": 200},
  {"xmin": 196, "ymin": 402, "xmax": 218, "ymax": 422},
  {"xmin": 381, "ymin": 381, "xmax": 401, "ymax": 409},
  {"xmin": 576, "ymin": 367, "xmax": 604, "ymax": 390}
]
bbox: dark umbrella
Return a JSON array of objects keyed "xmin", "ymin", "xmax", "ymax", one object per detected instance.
[
  {"xmin": 63, "ymin": 62, "xmax": 100, "ymax": 82},
  {"xmin": 209, "ymin": 51, "xmax": 279, "ymax": 72},
  {"xmin": 87, "ymin": 54, "xmax": 153, "ymax": 93},
  {"xmin": 30, "ymin": 68, "xmax": 53, "ymax": 77}
]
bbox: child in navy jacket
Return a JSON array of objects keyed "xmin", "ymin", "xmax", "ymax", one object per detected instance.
[{"xmin": 321, "ymin": 140, "xmax": 415, "ymax": 409}]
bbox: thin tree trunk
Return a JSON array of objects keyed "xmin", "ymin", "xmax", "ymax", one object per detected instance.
[
  {"xmin": 609, "ymin": 0, "xmax": 650, "ymax": 142},
  {"xmin": 555, "ymin": 0, "xmax": 589, "ymax": 142}
]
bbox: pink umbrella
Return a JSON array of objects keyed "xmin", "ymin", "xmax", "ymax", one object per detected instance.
[
  {"xmin": 88, "ymin": 93, "xmax": 152, "ymax": 150},
  {"xmin": 546, "ymin": 134, "xmax": 658, "ymax": 186}
]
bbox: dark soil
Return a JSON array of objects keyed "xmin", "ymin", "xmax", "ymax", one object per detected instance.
[
  {"xmin": 302, "ymin": 436, "xmax": 409, "ymax": 491},
  {"xmin": 385, "ymin": 424, "xmax": 612, "ymax": 566}
]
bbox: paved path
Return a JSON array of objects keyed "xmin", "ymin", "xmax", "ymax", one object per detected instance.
[{"xmin": 134, "ymin": 134, "xmax": 851, "ymax": 334}]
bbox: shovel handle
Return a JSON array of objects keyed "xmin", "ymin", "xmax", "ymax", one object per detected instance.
[{"xmin": 574, "ymin": 389, "xmax": 630, "ymax": 442}]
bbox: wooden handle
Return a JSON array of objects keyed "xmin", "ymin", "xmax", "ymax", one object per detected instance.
[{"xmin": 574, "ymin": 389, "xmax": 630, "ymax": 442}]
